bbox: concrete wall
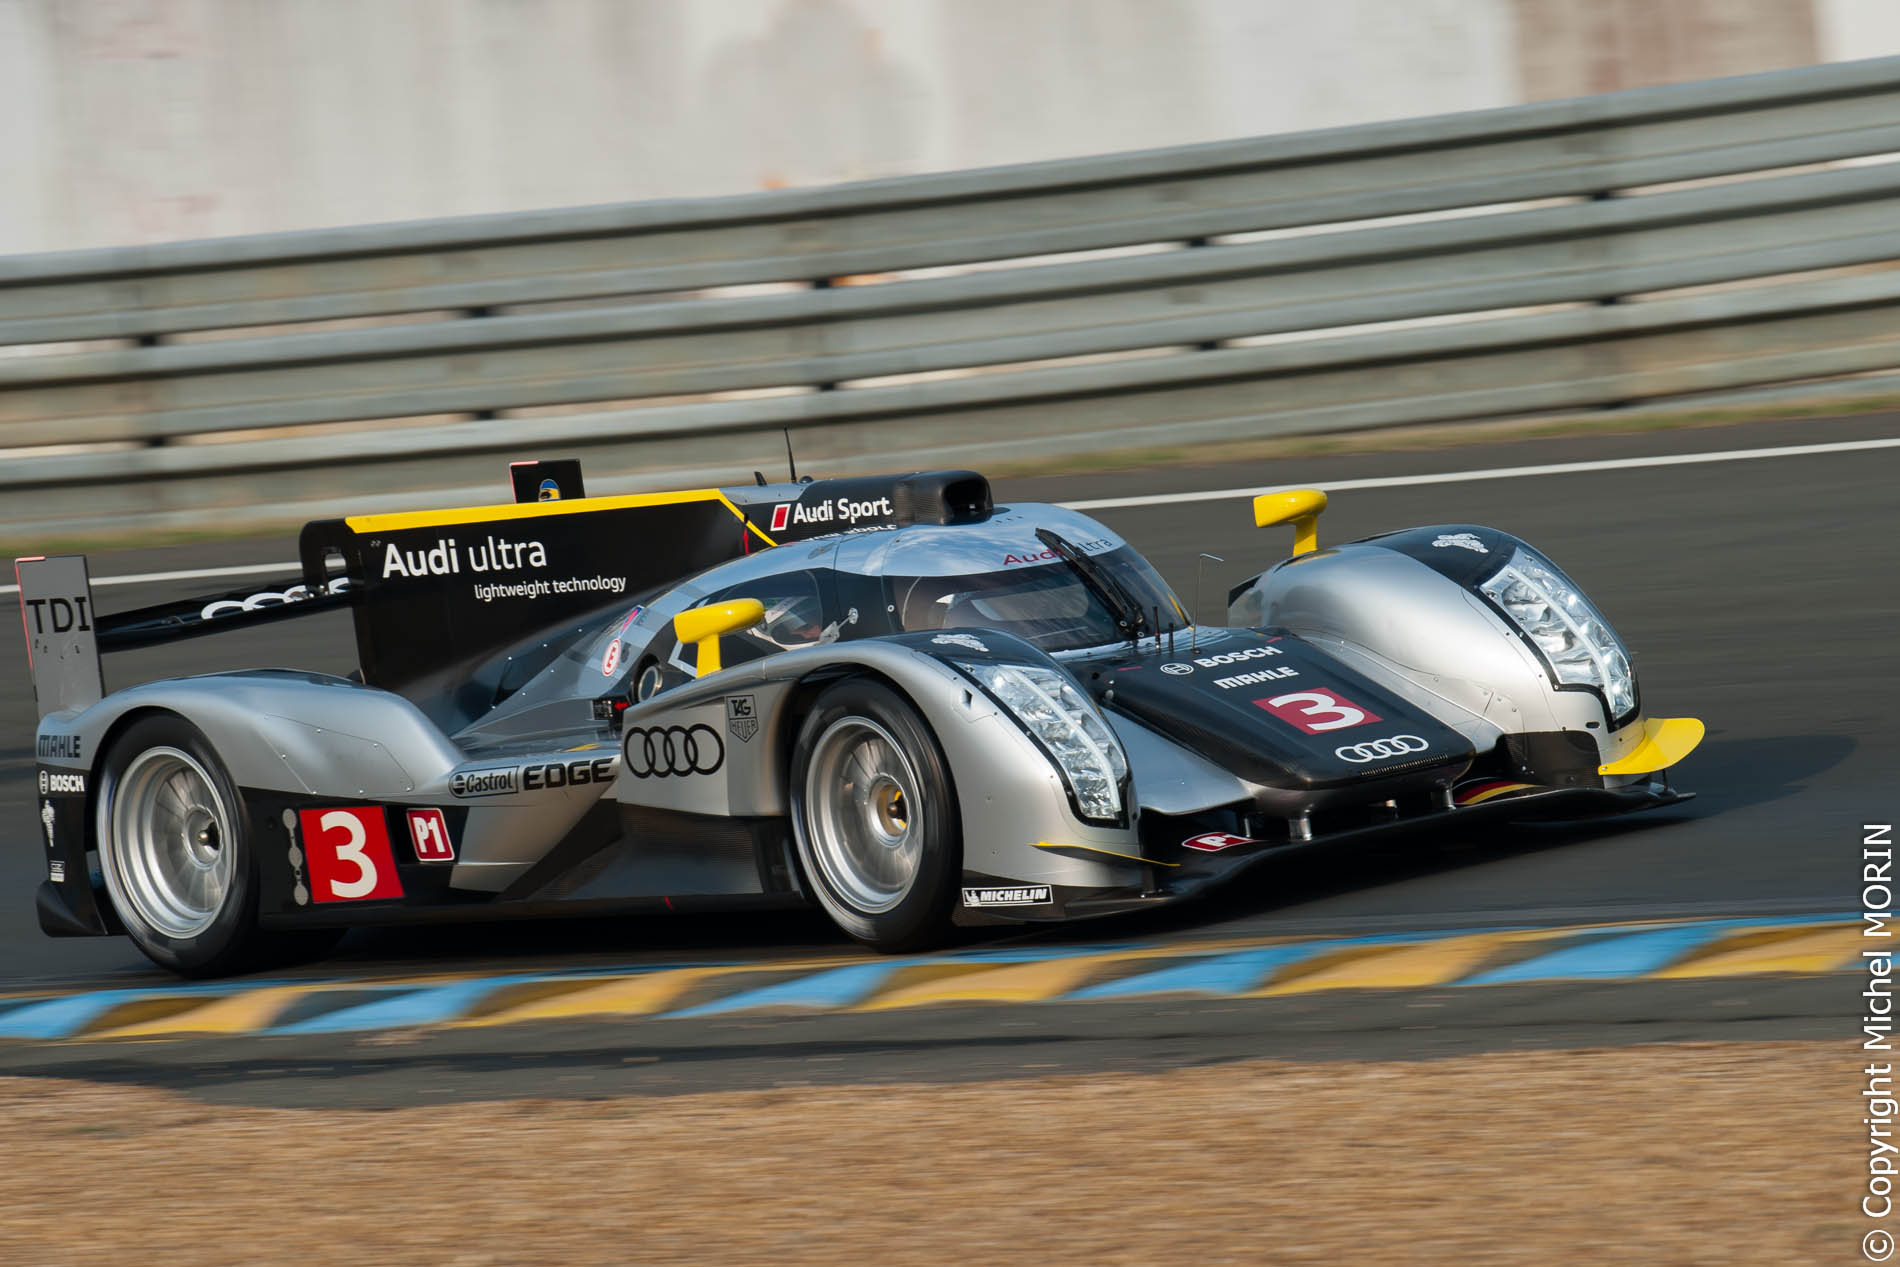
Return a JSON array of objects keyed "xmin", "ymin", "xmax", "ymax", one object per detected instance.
[{"xmin": 0, "ymin": 0, "xmax": 1894, "ymax": 256}]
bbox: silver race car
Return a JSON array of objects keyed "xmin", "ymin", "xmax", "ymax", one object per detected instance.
[{"xmin": 17, "ymin": 464, "xmax": 1703, "ymax": 976}]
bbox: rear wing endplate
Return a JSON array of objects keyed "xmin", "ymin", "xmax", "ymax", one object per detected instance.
[{"xmin": 14, "ymin": 556, "xmax": 104, "ymax": 716}]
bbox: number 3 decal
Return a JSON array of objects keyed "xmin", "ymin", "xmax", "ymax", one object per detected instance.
[
  {"xmin": 298, "ymin": 807, "xmax": 404, "ymax": 903},
  {"xmin": 1255, "ymin": 688, "xmax": 1383, "ymax": 734}
]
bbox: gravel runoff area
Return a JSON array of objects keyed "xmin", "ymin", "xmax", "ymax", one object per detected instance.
[{"xmin": 0, "ymin": 1041, "xmax": 1844, "ymax": 1265}]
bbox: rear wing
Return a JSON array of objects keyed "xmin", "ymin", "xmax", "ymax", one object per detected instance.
[
  {"xmin": 299, "ymin": 468, "xmax": 991, "ymax": 701},
  {"xmin": 13, "ymin": 490, "xmax": 759, "ymax": 723},
  {"xmin": 15, "ymin": 553, "xmax": 352, "ymax": 717},
  {"xmin": 16, "ymin": 465, "xmax": 994, "ymax": 722}
]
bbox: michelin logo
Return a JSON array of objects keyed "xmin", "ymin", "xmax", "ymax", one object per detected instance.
[{"xmin": 961, "ymin": 885, "xmax": 1053, "ymax": 908}]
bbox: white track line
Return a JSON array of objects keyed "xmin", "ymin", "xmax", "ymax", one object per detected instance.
[
  {"xmin": 1059, "ymin": 435, "xmax": 1900, "ymax": 511},
  {"xmin": 5, "ymin": 434, "xmax": 1897, "ymax": 596},
  {"xmin": 1, "ymin": 560, "xmax": 299, "ymax": 597}
]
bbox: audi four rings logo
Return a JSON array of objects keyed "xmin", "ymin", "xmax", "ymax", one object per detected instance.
[
  {"xmin": 1334, "ymin": 734, "xmax": 1430, "ymax": 763},
  {"xmin": 625, "ymin": 724, "xmax": 725, "ymax": 777}
]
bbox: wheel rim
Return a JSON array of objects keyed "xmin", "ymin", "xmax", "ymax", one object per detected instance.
[
  {"xmin": 804, "ymin": 717, "xmax": 925, "ymax": 915},
  {"xmin": 106, "ymin": 746, "xmax": 236, "ymax": 938}
]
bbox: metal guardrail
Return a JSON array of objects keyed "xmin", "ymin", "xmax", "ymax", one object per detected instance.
[{"xmin": 3, "ymin": 56, "xmax": 1899, "ymax": 535}]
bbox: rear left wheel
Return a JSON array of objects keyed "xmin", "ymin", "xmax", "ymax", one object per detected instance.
[{"xmin": 98, "ymin": 714, "xmax": 337, "ymax": 977}]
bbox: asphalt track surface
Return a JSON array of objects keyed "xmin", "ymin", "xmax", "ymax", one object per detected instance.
[{"xmin": 0, "ymin": 412, "xmax": 1889, "ymax": 1100}]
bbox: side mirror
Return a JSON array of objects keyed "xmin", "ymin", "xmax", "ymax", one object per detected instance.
[
  {"xmin": 1253, "ymin": 489, "xmax": 1329, "ymax": 556},
  {"xmin": 673, "ymin": 599, "xmax": 766, "ymax": 676}
]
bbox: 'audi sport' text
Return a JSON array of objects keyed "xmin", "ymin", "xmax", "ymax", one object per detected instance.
[{"xmin": 768, "ymin": 495, "xmax": 895, "ymax": 533}]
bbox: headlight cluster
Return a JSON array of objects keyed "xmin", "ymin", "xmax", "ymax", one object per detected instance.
[
  {"xmin": 956, "ymin": 661, "xmax": 1128, "ymax": 822},
  {"xmin": 1479, "ymin": 548, "xmax": 1636, "ymax": 721}
]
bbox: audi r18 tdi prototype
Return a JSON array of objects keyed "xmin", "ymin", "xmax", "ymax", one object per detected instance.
[{"xmin": 17, "ymin": 465, "xmax": 1703, "ymax": 976}]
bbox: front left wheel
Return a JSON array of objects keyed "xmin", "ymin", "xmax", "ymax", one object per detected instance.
[{"xmin": 790, "ymin": 678, "xmax": 960, "ymax": 952}]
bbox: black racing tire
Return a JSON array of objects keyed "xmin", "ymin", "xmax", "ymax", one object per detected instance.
[
  {"xmin": 790, "ymin": 678, "xmax": 960, "ymax": 952},
  {"xmin": 96, "ymin": 714, "xmax": 339, "ymax": 977}
]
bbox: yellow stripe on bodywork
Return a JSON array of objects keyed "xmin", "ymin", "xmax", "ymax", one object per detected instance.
[
  {"xmin": 345, "ymin": 488, "xmax": 778, "ymax": 547},
  {"xmin": 1459, "ymin": 782, "xmax": 1538, "ymax": 806},
  {"xmin": 1599, "ymin": 716, "xmax": 1705, "ymax": 775},
  {"xmin": 84, "ymin": 986, "xmax": 320, "ymax": 1040},
  {"xmin": 1655, "ymin": 924, "xmax": 1862, "ymax": 978},
  {"xmin": 1033, "ymin": 841, "xmax": 1179, "ymax": 868},
  {"xmin": 1252, "ymin": 930, "xmax": 1561, "ymax": 995}
]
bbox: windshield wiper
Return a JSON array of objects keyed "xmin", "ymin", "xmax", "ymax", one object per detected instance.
[{"xmin": 1034, "ymin": 527, "xmax": 1146, "ymax": 643}]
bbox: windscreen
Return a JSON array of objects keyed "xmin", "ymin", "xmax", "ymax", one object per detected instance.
[{"xmin": 884, "ymin": 546, "xmax": 1185, "ymax": 652}]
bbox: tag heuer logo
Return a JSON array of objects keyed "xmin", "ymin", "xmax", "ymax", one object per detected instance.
[
  {"xmin": 727, "ymin": 694, "xmax": 759, "ymax": 743},
  {"xmin": 961, "ymin": 885, "xmax": 1053, "ymax": 908}
]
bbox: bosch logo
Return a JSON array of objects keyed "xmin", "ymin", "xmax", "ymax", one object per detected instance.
[
  {"xmin": 39, "ymin": 770, "xmax": 85, "ymax": 795},
  {"xmin": 1160, "ymin": 663, "xmax": 1194, "ymax": 676},
  {"xmin": 625, "ymin": 724, "xmax": 724, "ymax": 777},
  {"xmin": 1193, "ymin": 645, "xmax": 1282, "ymax": 668},
  {"xmin": 1333, "ymin": 735, "xmax": 1430, "ymax": 763}
]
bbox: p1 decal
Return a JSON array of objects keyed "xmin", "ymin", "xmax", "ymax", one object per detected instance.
[
  {"xmin": 1254, "ymin": 688, "xmax": 1381, "ymax": 734},
  {"xmin": 299, "ymin": 808, "xmax": 405, "ymax": 903},
  {"xmin": 406, "ymin": 808, "xmax": 456, "ymax": 862},
  {"xmin": 1182, "ymin": 831, "xmax": 1256, "ymax": 852}
]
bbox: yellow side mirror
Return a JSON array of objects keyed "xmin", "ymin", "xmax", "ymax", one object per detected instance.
[
  {"xmin": 1253, "ymin": 489, "xmax": 1329, "ymax": 556},
  {"xmin": 673, "ymin": 599, "xmax": 766, "ymax": 677}
]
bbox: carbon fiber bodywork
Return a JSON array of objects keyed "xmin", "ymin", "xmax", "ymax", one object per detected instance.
[{"xmin": 22, "ymin": 471, "xmax": 1695, "ymax": 958}]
